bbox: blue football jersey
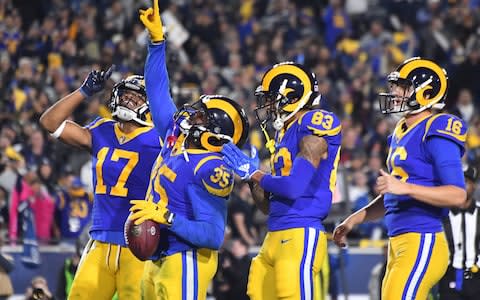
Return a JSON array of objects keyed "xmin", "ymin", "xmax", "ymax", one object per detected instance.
[
  {"xmin": 384, "ymin": 113, "xmax": 467, "ymax": 236},
  {"xmin": 86, "ymin": 117, "xmax": 162, "ymax": 246},
  {"xmin": 56, "ymin": 188, "xmax": 93, "ymax": 239},
  {"xmin": 146, "ymin": 136, "xmax": 234, "ymax": 258},
  {"xmin": 268, "ymin": 109, "xmax": 342, "ymax": 231}
]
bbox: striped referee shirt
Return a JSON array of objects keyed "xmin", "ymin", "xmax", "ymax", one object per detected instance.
[{"xmin": 443, "ymin": 201, "xmax": 480, "ymax": 270}]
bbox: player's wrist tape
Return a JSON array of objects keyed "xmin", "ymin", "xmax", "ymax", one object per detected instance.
[{"xmin": 50, "ymin": 120, "xmax": 67, "ymax": 139}]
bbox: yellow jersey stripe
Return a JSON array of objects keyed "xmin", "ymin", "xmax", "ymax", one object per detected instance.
[
  {"xmin": 202, "ymin": 179, "xmax": 234, "ymax": 197},
  {"xmin": 87, "ymin": 118, "xmax": 114, "ymax": 130},
  {"xmin": 194, "ymin": 155, "xmax": 223, "ymax": 175},
  {"xmin": 307, "ymin": 125, "xmax": 341, "ymax": 137}
]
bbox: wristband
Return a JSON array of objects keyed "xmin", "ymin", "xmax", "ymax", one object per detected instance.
[{"xmin": 50, "ymin": 121, "xmax": 67, "ymax": 139}]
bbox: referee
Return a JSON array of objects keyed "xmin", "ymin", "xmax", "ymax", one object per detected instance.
[{"xmin": 439, "ymin": 164, "xmax": 480, "ymax": 300}]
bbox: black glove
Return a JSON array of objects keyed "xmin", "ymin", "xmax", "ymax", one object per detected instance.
[{"xmin": 79, "ymin": 65, "xmax": 114, "ymax": 97}]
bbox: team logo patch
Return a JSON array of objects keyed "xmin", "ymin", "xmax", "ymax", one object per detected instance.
[{"xmin": 239, "ymin": 163, "xmax": 250, "ymax": 173}]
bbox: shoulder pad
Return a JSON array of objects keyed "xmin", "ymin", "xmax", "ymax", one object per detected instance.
[
  {"xmin": 85, "ymin": 117, "xmax": 114, "ymax": 130},
  {"xmin": 423, "ymin": 114, "xmax": 468, "ymax": 146},
  {"xmin": 299, "ymin": 110, "xmax": 341, "ymax": 138},
  {"xmin": 298, "ymin": 109, "xmax": 342, "ymax": 136},
  {"xmin": 194, "ymin": 154, "xmax": 234, "ymax": 198}
]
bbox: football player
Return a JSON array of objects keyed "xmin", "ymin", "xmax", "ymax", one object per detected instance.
[
  {"xmin": 333, "ymin": 57, "xmax": 468, "ymax": 299},
  {"xmin": 40, "ymin": 69, "xmax": 162, "ymax": 299},
  {"xmin": 220, "ymin": 62, "xmax": 342, "ymax": 299},
  {"xmin": 127, "ymin": 1, "xmax": 250, "ymax": 299}
]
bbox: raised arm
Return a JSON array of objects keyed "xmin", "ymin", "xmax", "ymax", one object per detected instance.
[
  {"xmin": 39, "ymin": 67, "xmax": 113, "ymax": 150},
  {"xmin": 140, "ymin": 0, "xmax": 177, "ymax": 138}
]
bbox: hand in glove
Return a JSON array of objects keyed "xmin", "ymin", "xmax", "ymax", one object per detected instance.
[
  {"xmin": 139, "ymin": 0, "xmax": 165, "ymax": 43},
  {"xmin": 221, "ymin": 143, "xmax": 260, "ymax": 180},
  {"xmin": 129, "ymin": 200, "xmax": 175, "ymax": 226},
  {"xmin": 79, "ymin": 65, "xmax": 114, "ymax": 97}
]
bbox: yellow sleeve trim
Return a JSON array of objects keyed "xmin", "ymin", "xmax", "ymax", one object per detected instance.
[
  {"xmin": 201, "ymin": 179, "xmax": 234, "ymax": 197},
  {"xmin": 86, "ymin": 118, "xmax": 114, "ymax": 130},
  {"xmin": 435, "ymin": 130, "xmax": 467, "ymax": 142},
  {"xmin": 307, "ymin": 125, "xmax": 341, "ymax": 137},
  {"xmin": 194, "ymin": 155, "xmax": 223, "ymax": 175},
  {"xmin": 422, "ymin": 113, "xmax": 448, "ymax": 141}
]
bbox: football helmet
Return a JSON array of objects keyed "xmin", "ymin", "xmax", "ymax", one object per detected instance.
[
  {"xmin": 378, "ymin": 57, "xmax": 448, "ymax": 115},
  {"xmin": 255, "ymin": 62, "xmax": 320, "ymax": 131},
  {"xmin": 174, "ymin": 95, "xmax": 249, "ymax": 152},
  {"xmin": 110, "ymin": 75, "xmax": 152, "ymax": 126}
]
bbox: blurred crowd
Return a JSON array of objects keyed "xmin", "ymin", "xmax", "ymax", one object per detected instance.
[{"xmin": 1, "ymin": 0, "xmax": 480, "ymax": 273}]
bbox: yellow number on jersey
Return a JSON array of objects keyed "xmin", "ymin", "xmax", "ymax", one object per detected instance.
[
  {"xmin": 94, "ymin": 147, "xmax": 139, "ymax": 197},
  {"xmin": 110, "ymin": 149, "xmax": 139, "ymax": 197},
  {"xmin": 311, "ymin": 111, "xmax": 333, "ymax": 130},
  {"xmin": 272, "ymin": 147, "xmax": 292, "ymax": 176},
  {"xmin": 210, "ymin": 165, "xmax": 231, "ymax": 188},
  {"xmin": 329, "ymin": 147, "xmax": 341, "ymax": 193},
  {"xmin": 388, "ymin": 146, "xmax": 408, "ymax": 182},
  {"xmin": 95, "ymin": 147, "xmax": 109, "ymax": 194},
  {"xmin": 154, "ymin": 159, "xmax": 177, "ymax": 207},
  {"xmin": 445, "ymin": 117, "xmax": 463, "ymax": 135},
  {"xmin": 70, "ymin": 201, "xmax": 89, "ymax": 218}
]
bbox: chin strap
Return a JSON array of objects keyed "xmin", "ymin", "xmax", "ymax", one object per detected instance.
[
  {"xmin": 112, "ymin": 104, "xmax": 151, "ymax": 126},
  {"xmin": 272, "ymin": 90, "xmax": 313, "ymax": 131}
]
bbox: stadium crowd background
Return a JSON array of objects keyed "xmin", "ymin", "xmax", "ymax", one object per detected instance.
[{"xmin": 1, "ymin": 0, "xmax": 480, "ymax": 298}]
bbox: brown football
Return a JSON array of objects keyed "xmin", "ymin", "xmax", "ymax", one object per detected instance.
[{"xmin": 124, "ymin": 215, "xmax": 160, "ymax": 261}]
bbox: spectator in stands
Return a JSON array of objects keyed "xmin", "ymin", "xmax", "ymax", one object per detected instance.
[
  {"xmin": 9, "ymin": 169, "xmax": 54, "ymax": 244},
  {"xmin": 450, "ymin": 88, "xmax": 477, "ymax": 123},
  {"xmin": 25, "ymin": 276, "xmax": 54, "ymax": 300},
  {"xmin": 54, "ymin": 178, "xmax": 93, "ymax": 242}
]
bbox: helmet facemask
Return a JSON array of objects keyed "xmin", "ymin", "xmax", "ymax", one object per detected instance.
[
  {"xmin": 110, "ymin": 76, "xmax": 151, "ymax": 126},
  {"xmin": 173, "ymin": 99, "xmax": 234, "ymax": 154},
  {"xmin": 254, "ymin": 85, "xmax": 290, "ymax": 129},
  {"xmin": 254, "ymin": 81, "xmax": 314, "ymax": 131},
  {"xmin": 378, "ymin": 73, "xmax": 414, "ymax": 114}
]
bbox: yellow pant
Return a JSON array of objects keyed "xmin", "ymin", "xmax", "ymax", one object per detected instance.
[
  {"xmin": 247, "ymin": 227, "xmax": 327, "ymax": 300},
  {"xmin": 68, "ymin": 240, "xmax": 144, "ymax": 300},
  {"xmin": 382, "ymin": 232, "xmax": 449, "ymax": 300},
  {"xmin": 141, "ymin": 248, "xmax": 218, "ymax": 300}
]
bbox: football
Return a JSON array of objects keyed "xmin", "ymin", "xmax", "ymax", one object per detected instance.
[{"xmin": 124, "ymin": 215, "xmax": 161, "ymax": 261}]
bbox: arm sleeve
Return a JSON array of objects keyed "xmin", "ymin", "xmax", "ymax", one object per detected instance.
[
  {"xmin": 425, "ymin": 136, "xmax": 465, "ymax": 188},
  {"xmin": 260, "ymin": 157, "xmax": 316, "ymax": 199},
  {"xmin": 169, "ymin": 183, "xmax": 227, "ymax": 249},
  {"xmin": 144, "ymin": 42, "xmax": 177, "ymax": 138}
]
